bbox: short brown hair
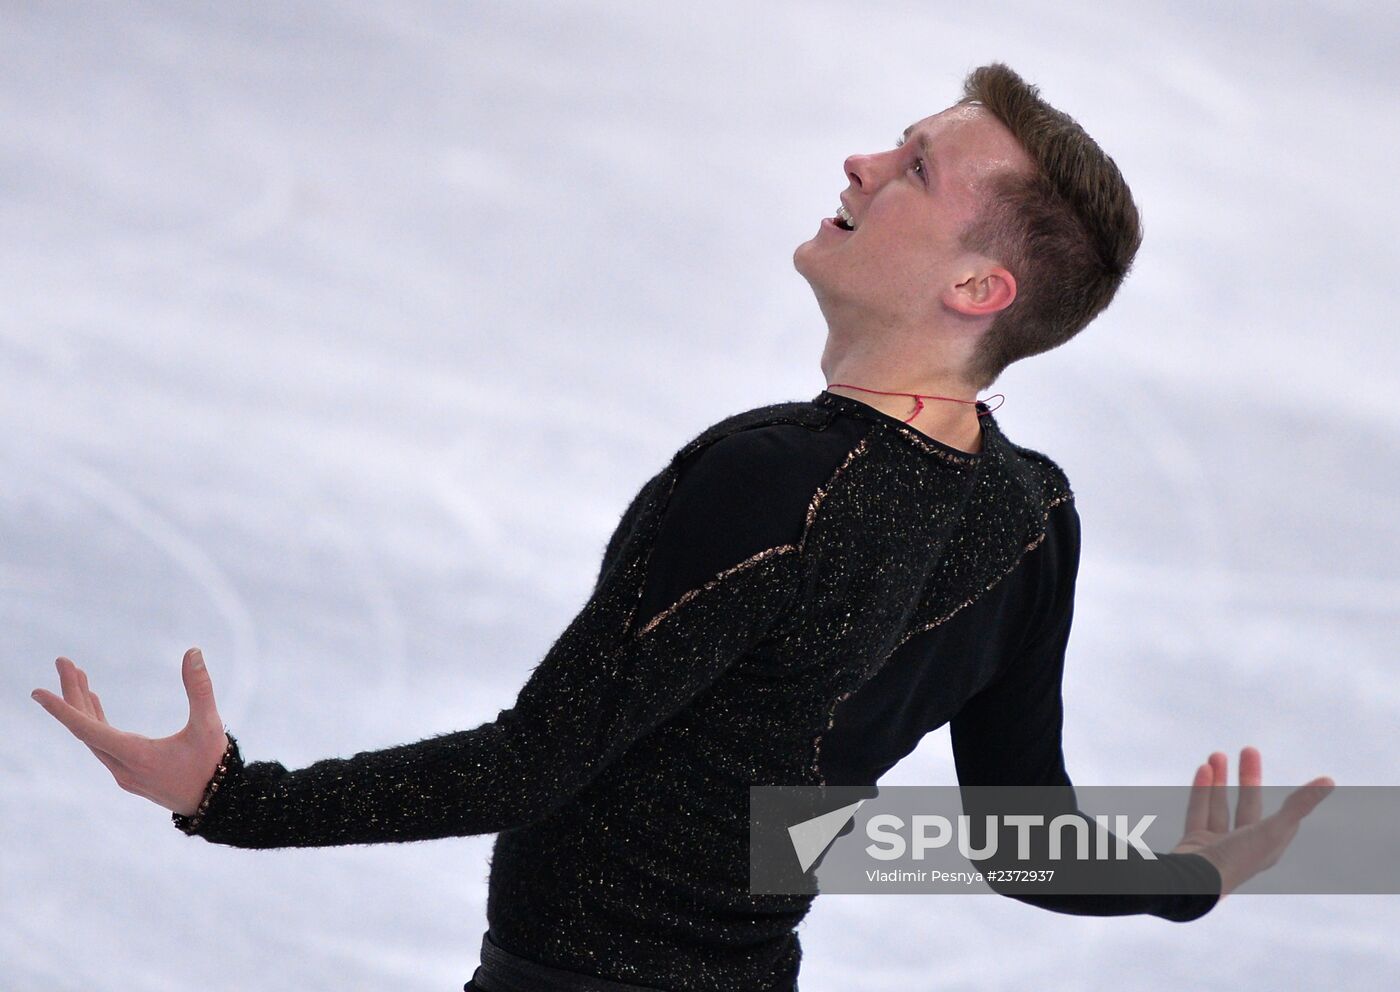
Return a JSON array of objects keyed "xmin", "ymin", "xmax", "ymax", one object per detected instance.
[{"xmin": 955, "ymin": 63, "xmax": 1143, "ymax": 391}]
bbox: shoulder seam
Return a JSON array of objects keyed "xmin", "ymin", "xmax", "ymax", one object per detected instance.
[
  {"xmin": 797, "ymin": 434, "xmax": 870, "ymax": 554},
  {"xmin": 633, "ymin": 543, "xmax": 799, "ymax": 639}
]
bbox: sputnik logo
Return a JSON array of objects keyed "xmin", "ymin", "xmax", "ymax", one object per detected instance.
[{"xmin": 787, "ymin": 800, "xmax": 866, "ymax": 872}]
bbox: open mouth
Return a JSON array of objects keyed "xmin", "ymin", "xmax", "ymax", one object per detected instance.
[{"xmin": 833, "ymin": 214, "xmax": 854, "ymax": 231}]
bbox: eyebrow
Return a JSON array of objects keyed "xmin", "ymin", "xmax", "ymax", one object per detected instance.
[{"xmin": 900, "ymin": 124, "xmax": 939, "ymax": 189}]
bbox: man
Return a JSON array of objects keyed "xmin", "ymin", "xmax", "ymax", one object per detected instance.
[{"xmin": 33, "ymin": 63, "xmax": 1332, "ymax": 991}]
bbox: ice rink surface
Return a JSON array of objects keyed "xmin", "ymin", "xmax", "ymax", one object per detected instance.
[{"xmin": 3, "ymin": 2, "xmax": 1397, "ymax": 989}]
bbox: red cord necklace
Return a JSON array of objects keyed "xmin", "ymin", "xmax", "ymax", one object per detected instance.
[{"xmin": 826, "ymin": 382, "xmax": 1005, "ymax": 423}]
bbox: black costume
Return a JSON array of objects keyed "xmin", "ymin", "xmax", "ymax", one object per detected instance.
[{"xmin": 174, "ymin": 390, "xmax": 1221, "ymax": 991}]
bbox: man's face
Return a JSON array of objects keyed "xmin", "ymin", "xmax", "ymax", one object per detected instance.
[{"xmin": 793, "ymin": 103, "xmax": 1033, "ymax": 325}]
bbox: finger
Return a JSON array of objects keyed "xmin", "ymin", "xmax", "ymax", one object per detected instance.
[
  {"xmin": 58, "ymin": 658, "xmax": 97, "ymax": 725},
  {"xmin": 1184, "ymin": 762, "xmax": 1213, "ymax": 835},
  {"xmin": 57, "ymin": 657, "xmax": 87, "ymax": 716},
  {"xmin": 31, "ymin": 683, "xmax": 133, "ymax": 760},
  {"xmin": 181, "ymin": 647, "xmax": 220, "ymax": 731},
  {"xmin": 1254, "ymin": 778, "xmax": 1335, "ymax": 870},
  {"xmin": 1277, "ymin": 778, "xmax": 1336, "ymax": 825},
  {"xmin": 90, "ymin": 688, "xmax": 108, "ymax": 724},
  {"xmin": 1236, "ymin": 745, "xmax": 1263, "ymax": 828},
  {"xmin": 1208, "ymin": 752, "xmax": 1231, "ymax": 834},
  {"xmin": 75, "ymin": 665, "xmax": 100, "ymax": 722}
]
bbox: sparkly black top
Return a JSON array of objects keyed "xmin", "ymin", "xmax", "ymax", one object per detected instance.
[{"xmin": 173, "ymin": 390, "xmax": 1221, "ymax": 991}]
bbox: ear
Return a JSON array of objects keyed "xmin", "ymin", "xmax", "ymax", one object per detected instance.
[{"xmin": 941, "ymin": 265, "xmax": 1016, "ymax": 318}]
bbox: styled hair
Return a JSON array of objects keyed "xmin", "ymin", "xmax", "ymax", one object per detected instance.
[{"xmin": 954, "ymin": 63, "xmax": 1143, "ymax": 390}]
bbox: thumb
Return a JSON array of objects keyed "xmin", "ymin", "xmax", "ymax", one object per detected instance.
[
  {"xmin": 182, "ymin": 647, "xmax": 220, "ymax": 727},
  {"xmin": 1279, "ymin": 777, "xmax": 1335, "ymax": 824}
]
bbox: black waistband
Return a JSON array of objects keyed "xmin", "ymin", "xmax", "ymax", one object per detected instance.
[{"xmin": 466, "ymin": 931, "xmax": 671, "ymax": 992}]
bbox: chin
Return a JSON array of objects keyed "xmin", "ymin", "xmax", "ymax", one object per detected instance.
[
  {"xmin": 792, "ymin": 240, "xmax": 810, "ymax": 268},
  {"xmin": 792, "ymin": 241, "xmax": 823, "ymax": 281}
]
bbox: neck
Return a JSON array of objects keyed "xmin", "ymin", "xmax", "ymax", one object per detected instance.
[{"xmin": 820, "ymin": 330, "xmax": 985, "ymax": 456}]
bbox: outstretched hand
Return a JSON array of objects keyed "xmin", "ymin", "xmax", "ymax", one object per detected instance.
[
  {"xmin": 31, "ymin": 648, "xmax": 231, "ymax": 817},
  {"xmin": 1170, "ymin": 746, "xmax": 1334, "ymax": 903}
]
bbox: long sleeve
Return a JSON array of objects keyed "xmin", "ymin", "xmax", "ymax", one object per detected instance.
[
  {"xmin": 174, "ymin": 431, "xmax": 809, "ymax": 848},
  {"xmin": 949, "ymin": 499, "xmax": 1222, "ymax": 922}
]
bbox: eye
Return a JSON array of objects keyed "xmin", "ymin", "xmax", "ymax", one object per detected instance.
[{"xmin": 895, "ymin": 136, "xmax": 926, "ymax": 185}]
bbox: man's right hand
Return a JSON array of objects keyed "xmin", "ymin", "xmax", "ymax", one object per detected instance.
[
  {"xmin": 1170, "ymin": 746, "xmax": 1334, "ymax": 902},
  {"xmin": 31, "ymin": 648, "xmax": 231, "ymax": 818}
]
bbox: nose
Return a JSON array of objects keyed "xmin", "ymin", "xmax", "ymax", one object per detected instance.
[
  {"xmin": 843, "ymin": 152, "xmax": 869, "ymax": 191},
  {"xmin": 843, "ymin": 149, "xmax": 894, "ymax": 192}
]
